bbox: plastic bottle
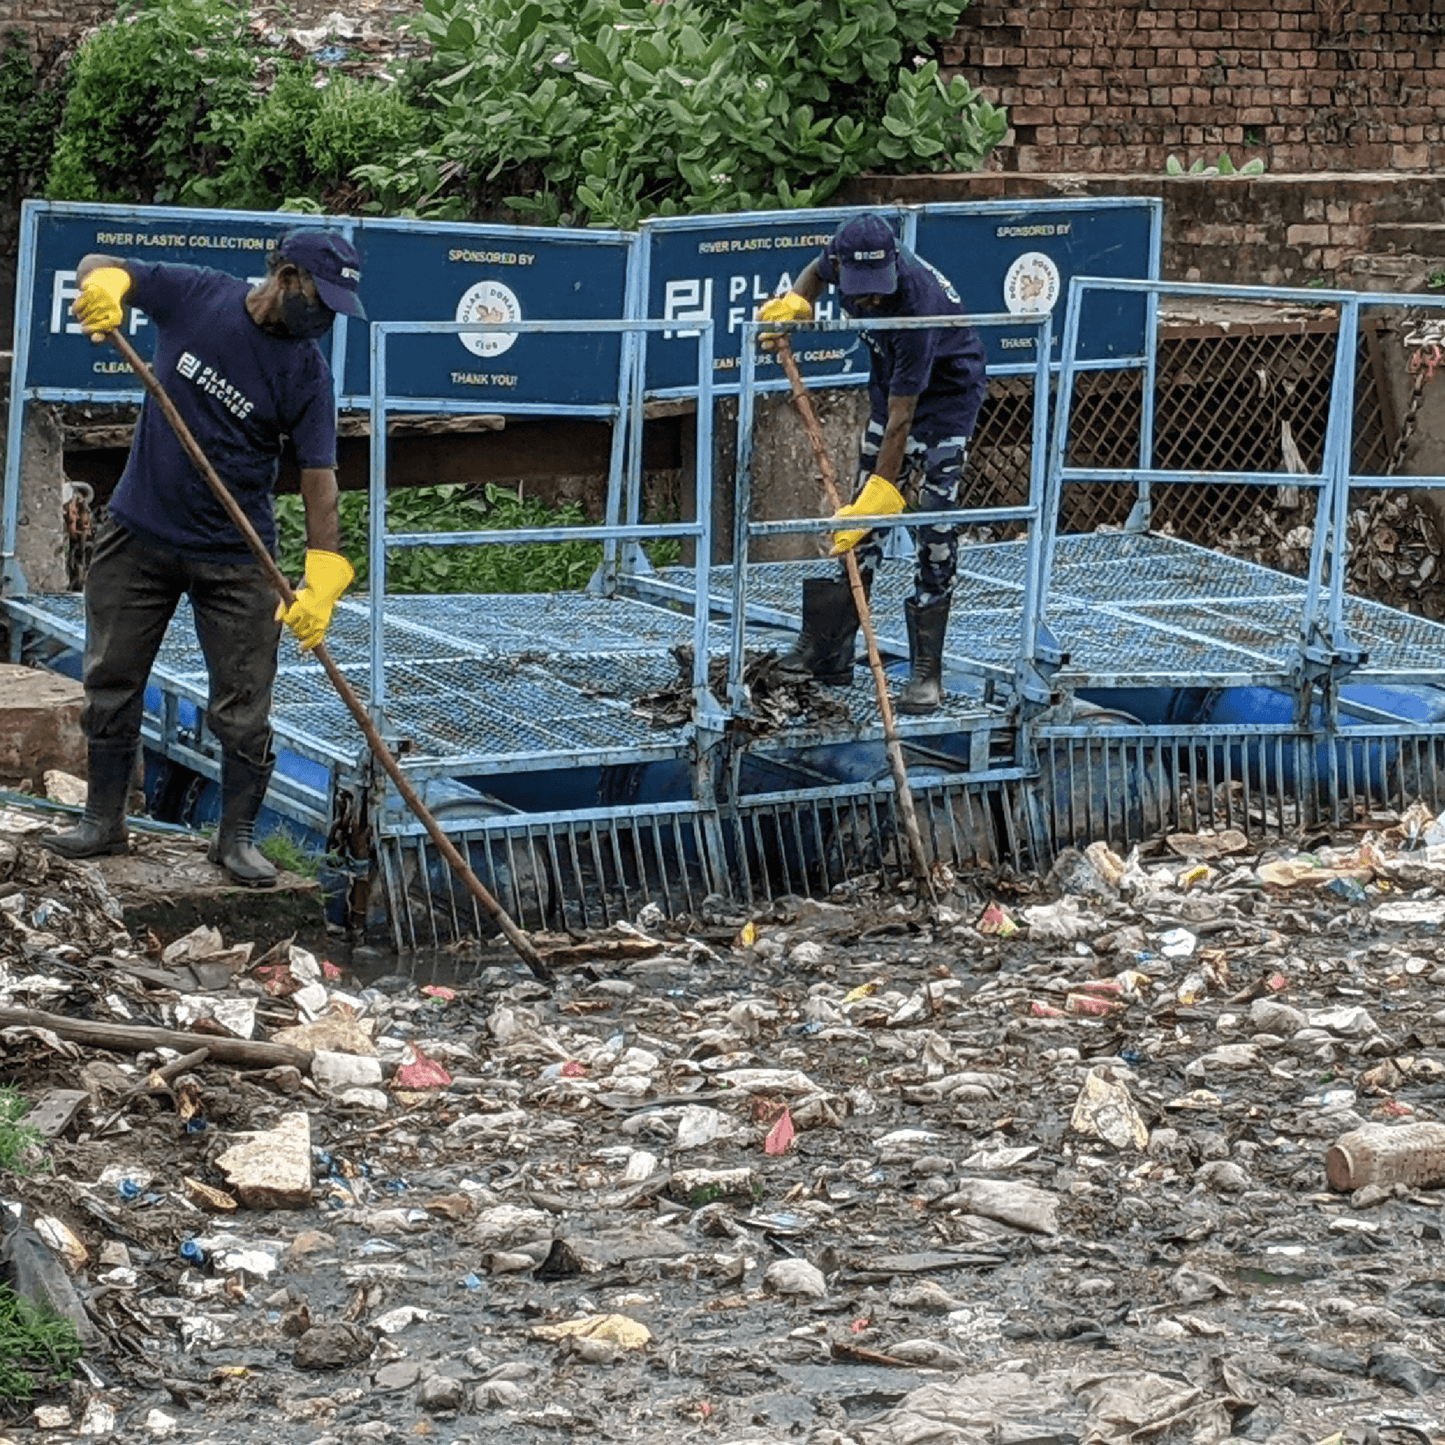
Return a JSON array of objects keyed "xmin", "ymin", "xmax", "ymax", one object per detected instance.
[{"xmin": 1325, "ymin": 1122, "xmax": 1445, "ymax": 1191}]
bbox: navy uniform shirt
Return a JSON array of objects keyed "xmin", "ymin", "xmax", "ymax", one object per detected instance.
[
  {"xmin": 816, "ymin": 244, "xmax": 988, "ymax": 445},
  {"xmin": 108, "ymin": 263, "xmax": 337, "ymax": 561}
]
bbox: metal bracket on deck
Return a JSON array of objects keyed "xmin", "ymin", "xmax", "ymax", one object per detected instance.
[
  {"xmin": 0, "ymin": 556, "xmax": 28, "ymax": 603},
  {"xmin": 588, "ymin": 543, "xmax": 656, "ymax": 599},
  {"xmin": 1293, "ymin": 621, "xmax": 1367, "ymax": 727},
  {"xmin": 1012, "ymin": 619, "xmax": 1070, "ymax": 717}
]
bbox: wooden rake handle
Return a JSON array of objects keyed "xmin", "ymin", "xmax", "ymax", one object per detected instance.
[{"xmin": 773, "ymin": 338, "xmax": 934, "ymax": 896}]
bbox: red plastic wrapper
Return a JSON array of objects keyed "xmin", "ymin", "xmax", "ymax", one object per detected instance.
[
  {"xmin": 394, "ymin": 1046, "xmax": 452, "ymax": 1091},
  {"xmin": 977, "ymin": 903, "xmax": 1019, "ymax": 938},
  {"xmin": 1029, "ymin": 1000, "xmax": 1066, "ymax": 1018},
  {"xmin": 764, "ymin": 1108, "xmax": 796, "ymax": 1155},
  {"xmin": 1065, "ymin": 992, "xmax": 1126, "ymax": 1017}
]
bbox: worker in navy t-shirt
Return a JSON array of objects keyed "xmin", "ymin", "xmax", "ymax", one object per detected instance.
[
  {"xmin": 757, "ymin": 213, "xmax": 988, "ymax": 714},
  {"xmin": 41, "ymin": 230, "xmax": 364, "ymax": 885}
]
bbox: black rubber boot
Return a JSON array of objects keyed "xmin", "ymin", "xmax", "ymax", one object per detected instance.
[
  {"xmin": 41, "ymin": 740, "xmax": 135, "ymax": 858},
  {"xmin": 897, "ymin": 594, "xmax": 951, "ymax": 715},
  {"xmin": 208, "ymin": 755, "xmax": 278, "ymax": 887},
  {"xmin": 778, "ymin": 576, "xmax": 865, "ymax": 686}
]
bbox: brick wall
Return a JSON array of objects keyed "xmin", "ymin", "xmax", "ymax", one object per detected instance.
[
  {"xmin": 0, "ymin": 0, "xmax": 109, "ymax": 55},
  {"xmin": 843, "ymin": 171, "xmax": 1445, "ymax": 290},
  {"xmin": 946, "ymin": 0, "xmax": 1445, "ymax": 174}
]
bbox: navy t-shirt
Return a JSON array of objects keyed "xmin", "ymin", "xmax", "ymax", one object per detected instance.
[
  {"xmin": 108, "ymin": 264, "xmax": 337, "ymax": 561},
  {"xmin": 816, "ymin": 244, "xmax": 989, "ymax": 444}
]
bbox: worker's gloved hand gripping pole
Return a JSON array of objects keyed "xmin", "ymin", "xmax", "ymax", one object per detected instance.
[{"xmin": 104, "ymin": 329, "xmax": 553, "ymax": 985}]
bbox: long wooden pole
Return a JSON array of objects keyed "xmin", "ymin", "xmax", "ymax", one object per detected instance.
[
  {"xmin": 0, "ymin": 1006, "xmax": 311, "ymax": 1070},
  {"xmin": 774, "ymin": 340, "xmax": 935, "ymax": 897},
  {"xmin": 108, "ymin": 331, "xmax": 552, "ymax": 985}
]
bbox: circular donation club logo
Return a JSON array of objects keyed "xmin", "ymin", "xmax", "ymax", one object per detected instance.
[
  {"xmin": 1003, "ymin": 251, "xmax": 1062, "ymax": 315},
  {"xmin": 455, "ymin": 280, "xmax": 522, "ymax": 358}
]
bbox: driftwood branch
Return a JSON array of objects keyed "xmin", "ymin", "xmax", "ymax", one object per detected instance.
[{"xmin": 0, "ymin": 1007, "xmax": 312, "ymax": 1071}]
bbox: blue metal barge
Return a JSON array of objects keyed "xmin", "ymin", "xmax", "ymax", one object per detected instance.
[{"xmin": 7, "ymin": 198, "xmax": 1445, "ymax": 947}]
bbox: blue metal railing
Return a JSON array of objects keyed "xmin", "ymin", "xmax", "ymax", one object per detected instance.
[{"xmin": 366, "ymin": 317, "xmax": 719, "ymax": 738}]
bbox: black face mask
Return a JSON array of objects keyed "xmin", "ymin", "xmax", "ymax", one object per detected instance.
[
  {"xmin": 849, "ymin": 288, "xmax": 901, "ymax": 316},
  {"xmin": 280, "ymin": 290, "xmax": 335, "ymax": 340}
]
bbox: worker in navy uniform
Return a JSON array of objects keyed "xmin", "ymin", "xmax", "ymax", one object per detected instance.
[
  {"xmin": 758, "ymin": 212, "xmax": 988, "ymax": 713},
  {"xmin": 42, "ymin": 230, "xmax": 364, "ymax": 885}
]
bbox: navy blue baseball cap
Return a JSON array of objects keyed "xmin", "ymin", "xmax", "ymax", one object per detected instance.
[
  {"xmin": 278, "ymin": 229, "xmax": 366, "ymax": 319},
  {"xmin": 831, "ymin": 213, "xmax": 899, "ymax": 297}
]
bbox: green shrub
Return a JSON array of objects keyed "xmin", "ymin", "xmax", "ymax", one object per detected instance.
[
  {"xmin": 0, "ymin": 33, "xmax": 67, "ymax": 201},
  {"xmin": 45, "ymin": 0, "xmax": 1003, "ymax": 225},
  {"xmin": 354, "ymin": 0, "xmax": 1004, "ymax": 227},
  {"xmin": 195, "ymin": 65, "xmax": 423, "ymax": 210},
  {"xmin": 46, "ymin": 0, "xmax": 258, "ymax": 204},
  {"xmin": 275, "ymin": 482, "xmax": 682, "ymax": 595}
]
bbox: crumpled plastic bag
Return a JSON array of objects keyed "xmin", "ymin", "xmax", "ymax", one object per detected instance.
[
  {"xmin": 1071, "ymin": 1066, "xmax": 1149, "ymax": 1151},
  {"xmin": 1020, "ymin": 896, "xmax": 1103, "ymax": 943}
]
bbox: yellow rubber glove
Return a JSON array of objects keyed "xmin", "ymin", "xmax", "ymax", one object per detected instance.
[
  {"xmin": 830, "ymin": 473, "xmax": 906, "ymax": 556},
  {"xmin": 276, "ymin": 550, "xmax": 354, "ymax": 651},
  {"xmin": 73, "ymin": 266, "xmax": 132, "ymax": 338},
  {"xmin": 757, "ymin": 290, "xmax": 813, "ymax": 350}
]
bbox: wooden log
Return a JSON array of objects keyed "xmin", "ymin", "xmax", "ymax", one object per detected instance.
[{"xmin": 0, "ymin": 1006, "xmax": 313, "ymax": 1071}]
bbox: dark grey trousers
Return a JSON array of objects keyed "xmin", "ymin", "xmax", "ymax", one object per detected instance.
[{"xmin": 81, "ymin": 518, "xmax": 281, "ymax": 771}]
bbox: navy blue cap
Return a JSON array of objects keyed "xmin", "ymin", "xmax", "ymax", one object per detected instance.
[
  {"xmin": 830, "ymin": 214, "xmax": 899, "ymax": 297},
  {"xmin": 277, "ymin": 229, "xmax": 366, "ymax": 319}
]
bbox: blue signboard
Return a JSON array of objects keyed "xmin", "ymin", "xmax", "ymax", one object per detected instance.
[
  {"xmin": 17, "ymin": 203, "xmax": 347, "ymax": 397},
  {"xmin": 912, "ymin": 199, "xmax": 1160, "ymax": 369},
  {"xmin": 16, "ymin": 202, "xmax": 635, "ymax": 411},
  {"xmin": 638, "ymin": 207, "xmax": 907, "ymax": 397},
  {"xmin": 345, "ymin": 217, "xmax": 632, "ymax": 409}
]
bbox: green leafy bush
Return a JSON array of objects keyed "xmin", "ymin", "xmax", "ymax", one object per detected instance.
[
  {"xmin": 275, "ymin": 482, "xmax": 681, "ymax": 595},
  {"xmin": 196, "ymin": 65, "xmax": 423, "ymax": 210},
  {"xmin": 354, "ymin": 0, "xmax": 1004, "ymax": 227},
  {"xmin": 0, "ymin": 33, "xmax": 67, "ymax": 202},
  {"xmin": 46, "ymin": 0, "xmax": 258, "ymax": 204},
  {"xmin": 45, "ymin": 0, "xmax": 1002, "ymax": 225}
]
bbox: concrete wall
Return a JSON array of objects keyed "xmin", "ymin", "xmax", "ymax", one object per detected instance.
[{"xmin": 948, "ymin": 0, "xmax": 1445, "ymax": 175}]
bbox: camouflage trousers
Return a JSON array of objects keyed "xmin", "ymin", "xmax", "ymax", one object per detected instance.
[{"xmin": 847, "ymin": 419, "xmax": 972, "ymax": 607}]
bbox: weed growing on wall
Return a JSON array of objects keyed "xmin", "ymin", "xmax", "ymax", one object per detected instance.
[{"xmin": 0, "ymin": 33, "xmax": 67, "ymax": 202}]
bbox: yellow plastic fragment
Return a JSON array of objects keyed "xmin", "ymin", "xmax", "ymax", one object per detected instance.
[{"xmin": 532, "ymin": 1314, "xmax": 652, "ymax": 1349}]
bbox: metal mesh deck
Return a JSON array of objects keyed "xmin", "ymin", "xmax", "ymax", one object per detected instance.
[
  {"xmin": 653, "ymin": 533, "xmax": 1445, "ymax": 689},
  {"xmin": 8, "ymin": 586, "xmax": 1007, "ymax": 775},
  {"xmin": 17, "ymin": 530, "xmax": 1445, "ymax": 790}
]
